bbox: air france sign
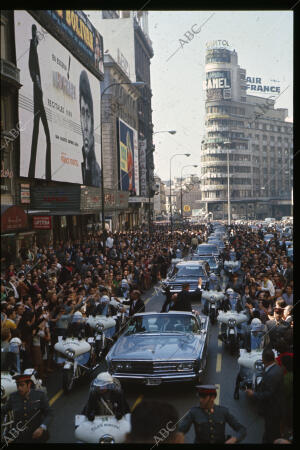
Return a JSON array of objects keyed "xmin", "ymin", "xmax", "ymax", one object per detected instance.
[{"xmin": 246, "ymin": 77, "xmax": 280, "ymax": 94}]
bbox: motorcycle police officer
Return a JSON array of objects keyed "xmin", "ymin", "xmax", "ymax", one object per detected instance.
[
  {"xmin": 1, "ymin": 373, "xmax": 53, "ymax": 443},
  {"xmin": 178, "ymin": 385, "xmax": 246, "ymax": 444},
  {"xmin": 82, "ymin": 372, "xmax": 129, "ymax": 421}
]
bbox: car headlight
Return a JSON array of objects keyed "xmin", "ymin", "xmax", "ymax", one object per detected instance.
[
  {"xmin": 99, "ymin": 434, "xmax": 115, "ymax": 444},
  {"xmin": 177, "ymin": 362, "xmax": 194, "ymax": 371},
  {"xmin": 95, "ymin": 322, "xmax": 104, "ymax": 332},
  {"xmin": 65, "ymin": 348, "xmax": 75, "ymax": 359},
  {"xmin": 228, "ymin": 318, "xmax": 236, "ymax": 326},
  {"xmin": 124, "ymin": 362, "xmax": 132, "ymax": 370},
  {"xmin": 114, "ymin": 362, "xmax": 124, "ymax": 371}
]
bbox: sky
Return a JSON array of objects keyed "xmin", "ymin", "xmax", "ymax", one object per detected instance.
[{"xmin": 148, "ymin": 11, "xmax": 293, "ymax": 181}]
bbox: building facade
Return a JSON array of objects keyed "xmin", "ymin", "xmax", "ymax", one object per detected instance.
[
  {"xmin": 101, "ymin": 53, "xmax": 141, "ymax": 231},
  {"xmin": 88, "ymin": 10, "xmax": 155, "ymax": 229},
  {"xmin": 1, "ymin": 10, "xmax": 106, "ymax": 264},
  {"xmin": 200, "ymin": 44, "xmax": 293, "ymax": 220}
]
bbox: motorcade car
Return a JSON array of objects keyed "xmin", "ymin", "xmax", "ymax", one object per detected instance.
[
  {"xmin": 190, "ymin": 255, "xmax": 221, "ymax": 275},
  {"xmin": 162, "ymin": 260, "xmax": 209, "ymax": 293},
  {"xmin": 263, "ymin": 233, "xmax": 274, "ymax": 243},
  {"xmin": 106, "ymin": 310, "xmax": 210, "ymax": 385},
  {"xmin": 195, "ymin": 243, "xmax": 220, "ymax": 257},
  {"xmin": 207, "ymin": 238, "xmax": 225, "ymax": 250}
]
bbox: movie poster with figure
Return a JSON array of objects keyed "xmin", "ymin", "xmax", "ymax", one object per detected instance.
[
  {"xmin": 14, "ymin": 11, "xmax": 101, "ymax": 186},
  {"xmin": 118, "ymin": 118, "xmax": 139, "ymax": 196}
]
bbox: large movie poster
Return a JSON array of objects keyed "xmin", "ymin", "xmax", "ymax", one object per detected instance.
[
  {"xmin": 118, "ymin": 118, "xmax": 139, "ymax": 196},
  {"xmin": 14, "ymin": 11, "xmax": 101, "ymax": 186}
]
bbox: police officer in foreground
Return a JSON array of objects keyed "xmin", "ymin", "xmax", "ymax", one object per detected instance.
[
  {"xmin": 1, "ymin": 373, "xmax": 53, "ymax": 443},
  {"xmin": 178, "ymin": 385, "xmax": 246, "ymax": 444}
]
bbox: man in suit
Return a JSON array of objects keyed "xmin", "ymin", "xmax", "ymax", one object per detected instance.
[
  {"xmin": 169, "ymin": 280, "xmax": 202, "ymax": 313},
  {"xmin": 122, "ymin": 290, "xmax": 145, "ymax": 316},
  {"xmin": 1, "ymin": 373, "xmax": 53, "ymax": 443},
  {"xmin": 246, "ymin": 348, "xmax": 284, "ymax": 443},
  {"xmin": 28, "ymin": 24, "xmax": 51, "ymax": 180},
  {"xmin": 265, "ymin": 307, "xmax": 290, "ymax": 350}
]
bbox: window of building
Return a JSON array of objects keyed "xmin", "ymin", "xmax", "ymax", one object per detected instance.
[
  {"xmin": 262, "ymin": 124, "xmax": 266, "ymax": 130},
  {"xmin": 262, "ymin": 135, "xmax": 267, "ymax": 141}
]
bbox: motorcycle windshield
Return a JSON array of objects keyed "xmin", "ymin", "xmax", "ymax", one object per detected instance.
[
  {"xmin": 76, "ymin": 351, "xmax": 90, "ymax": 365},
  {"xmin": 229, "ymin": 295, "xmax": 237, "ymax": 310}
]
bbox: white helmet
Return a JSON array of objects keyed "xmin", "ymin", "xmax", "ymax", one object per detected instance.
[
  {"xmin": 226, "ymin": 288, "xmax": 234, "ymax": 295},
  {"xmin": 101, "ymin": 295, "xmax": 110, "ymax": 303},
  {"xmin": 10, "ymin": 337, "xmax": 22, "ymax": 345},
  {"xmin": 251, "ymin": 318, "xmax": 262, "ymax": 325},
  {"xmin": 72, "ymin": 311, "xmax": 83, "ymax": 323}
]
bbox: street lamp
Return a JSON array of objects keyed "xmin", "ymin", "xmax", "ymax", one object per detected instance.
[
  {"xmin": 153, "ymin": 130, "xmax": 177, "ymax": 135},
  {"xmin": 169, "ymin": 153, "xmax": 190, "ymax": 233},
  {"xmin": 149, "ymin": 129, "xmax": 176, "ymax": 233},
  {"xmin": 224, "ymin": 141, "xmax": 232, "ymax": 226},
  {"xmin": 100, "ymin": 81, "xmax": 145, "ymax": 251},
  {"xmin": 180, "ymin": 165, "xmax": 198, "ymax": 219}
]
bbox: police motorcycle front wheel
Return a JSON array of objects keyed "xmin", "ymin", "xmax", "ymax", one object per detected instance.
[{"xmin": 62, "ymin": 369, "xmax": 74, "ymax": 394}]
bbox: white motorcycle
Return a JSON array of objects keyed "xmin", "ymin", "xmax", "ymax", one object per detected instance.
[
  {"xmin": 55, "ymin": 336, "xmax": 93, "ymax": 393},
  {"xmin": 223, "ymin": 260, "xmax": 241, "ymax": 275},
  {"xmin": 74, "ymin": 371, "xmax": 131, "ymax": 443},
  {"xmin": 217, "ymin": 291, "xmax": 248, "ymax": 355},
  {"xmin": 202, "ymin": 290, "xmax": 225, "ymax": 324},
  {"xmin": 75, "ymin": 413, "xmax": 131, "ymax": 443}
]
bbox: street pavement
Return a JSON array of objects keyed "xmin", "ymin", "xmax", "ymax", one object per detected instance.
[{"xmin": 46, "ymin": 283, "xmax": 264, "ymax": 443}]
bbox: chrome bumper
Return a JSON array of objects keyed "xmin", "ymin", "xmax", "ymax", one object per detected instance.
[{"xmin": 111, "ymin": 371, "xmax": 200, "ymax": 383}]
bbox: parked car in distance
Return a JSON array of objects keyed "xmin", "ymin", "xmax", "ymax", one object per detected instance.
[{"xmin": 106, "ymin": 311, "xmax": 210, "ymax": 385}]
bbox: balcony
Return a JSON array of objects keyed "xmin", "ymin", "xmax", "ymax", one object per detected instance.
[{"xmin": 0, "ymin": 59, "xmax": 21, "ymax": 87}]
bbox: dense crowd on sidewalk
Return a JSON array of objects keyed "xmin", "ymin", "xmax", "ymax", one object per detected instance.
[
  {"xmin": 1, "ymin": 228, "xmax": 207, "ymax": 379},
  {"xmin": 1, "ymin": 223, "xmax": 293, "ymax": 443}
]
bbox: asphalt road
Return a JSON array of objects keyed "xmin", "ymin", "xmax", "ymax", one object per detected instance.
[{"xmin": 46, "ymin": 283, "xmax": 264, "ymax": 444}]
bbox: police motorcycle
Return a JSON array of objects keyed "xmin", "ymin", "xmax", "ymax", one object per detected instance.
[
  {"xmin": 233, "ymin": 319, "xmax": 271, "ymax": 400},
  {"xmin": 223, "ymin": 260, "xmax": 241, "ymax": 275},
  {"xmin": 75, "ymin": 372, "xmax": 131, "ymax": 443},
  {"xmin": 55, "ymin": 311, "xmax": 99, "ymax": 393},
  {"xmin": 217, "ymin": 289, "xmax": 248, "ymax": 354},
  {"xmin": 86, "ymin": 296, "xmax": 125, "ymax": 359},
  {"xmin": 202, "ymin": 290, "xmax": 225, "ymax": 325},
  {"xmin": 108, "ymin": 297, "xmax": 130, "ymax": 335}
]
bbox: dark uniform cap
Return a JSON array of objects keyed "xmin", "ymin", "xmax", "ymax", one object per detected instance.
[
  {"xmin": 195, "ymin": 384, "xmax": 218, "ymax": 394},
  {"xmin": 13, "ymin": 374, "xmax": 32, "ymax": 383}
]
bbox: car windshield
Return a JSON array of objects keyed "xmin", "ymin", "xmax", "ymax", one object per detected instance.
[
  {"xmin": 124, "ymin": 314, "xmax": 199, "ymax": 334},
  {"xmin": 176, "ymin": 265, "xmax": 205, "ymax": 277},
  {"xmin": 197, "ymin": 245, "xmax": 218, "ymax": 254},
  {"xmin": 196, "ymin": 257, "xmax": 217, "ymax": 267}
]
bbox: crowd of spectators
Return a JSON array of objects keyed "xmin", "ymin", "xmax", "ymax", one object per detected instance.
[
  {"xmin": 1, "ymin": 228, "xmax": 206, "ymax": 380},
  {"xmin": 1, "ymin": 223, "xmax": 293, "ymax": 443}
]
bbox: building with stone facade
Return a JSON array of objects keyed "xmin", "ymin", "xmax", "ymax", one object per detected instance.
[{"xmin": 200, "ymin": 45, "xmax": 293, "ymax": 220}]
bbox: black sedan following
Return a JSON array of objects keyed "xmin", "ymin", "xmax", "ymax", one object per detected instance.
[
  {"xmin": 162, "ymin": 260, "xmax": 209, "ymax": 293},
  {"xmin": 106, "ymin": 311, "xmax": 209, "ymax": 385}
]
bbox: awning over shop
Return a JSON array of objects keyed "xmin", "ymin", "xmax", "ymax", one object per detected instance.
[{"xmin": 1, "ymin": 205, "xmax": 28, "ymax": 233}]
